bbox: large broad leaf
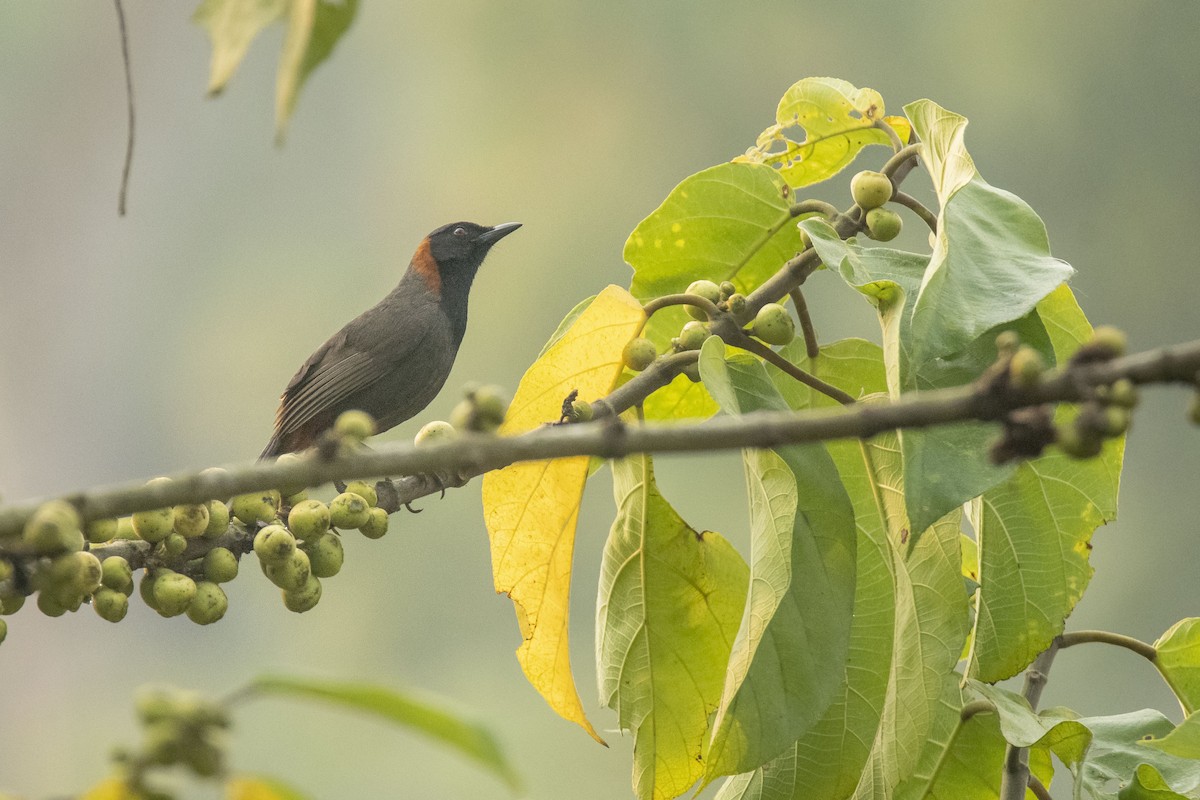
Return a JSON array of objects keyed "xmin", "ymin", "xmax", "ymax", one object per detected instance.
[
  {"xmin": 194, "ymin": 0, "xmax": 358, "ymax": 142},
  {"xmin": 597, "ymin": 453, "xmax": 749, "ymax": 800},
  {"xmin": 249, "ymin": 675, "xmax": 520, "ymax": 790},
  {"xmin": 1072, "ymin": 711, "xmax": 1200, "ymax": 799},
  {"xmin": 626, "ymin": 161, "xmax": 806, "ymax": 421},
  {"xmin": 968, "ymin": 284, "xmax": 1124, "ymax": 682},
  {"xmin": 1154, "ymin": 619, "xmax": 1200, "ymax": 715},
  {"xmin": 903, "ymin": 99, "xmax": 1073, "ymax": 366},
  {"xmin": 802, "ymin": 216, "xmax": 1056, "ymax": 537},
  {"xmin": 482, "ymin": 285, "xmax": 645, "ymax": 742},
  {"xmin": 1143, "ymin": 711, "xmax": 1200, "ymax": 760},
  {"xmin": 737, "ymin": 77, "xmax": 911, "ymax": 188},
  {"xmin": 699, "ymin": 344, "xmax": 857, "ymax": 779}
]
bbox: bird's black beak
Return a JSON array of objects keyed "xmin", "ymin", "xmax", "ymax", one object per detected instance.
[{"xmin": 475, "ymin": 222, "xmax": 522, "ymax": 246}]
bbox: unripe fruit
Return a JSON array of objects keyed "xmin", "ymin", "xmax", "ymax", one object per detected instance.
[
  {"xmin": 850, "ymin": 170, "xmax": 893, "ymax": 210},
  {"xmin": 101, "ymin": 556, "xmax": 134, "ymax": 595},
  {"xmin": 142, "ymin": 720, "xmax": 183, "ymax": 766},
  {"xmin": 231, "ymin": 491, "xmax": 281, "ymax": 526},
  {"xmin": 359, "ymin": 507, "xmax": 390, "ymax": 540},
  {"xmin": 1109, "ymin": 379, "xmax": 1139, "ymax": 409},
  {"xmin": 153, "ymin": 572, "xmax": 197, "ymax": 617},
  {"xmin": 472, "ymin": 385, "xmax": 509, "ymax": 430},
  {"xmin": 273, "ymin": 453, "xmax": 308, "ymax": 498},
  {"xmin": 1, "ymin": 593, "xmax": 26, "ymax": 615},
  {"xmin": 1057, "ymin": 423, "xmax": 1103, "ymax": 459},
  {"xmin": 995, "ymin": 330, "xmax": 1021, "ymax": 357},
  {"xmin": 198, "ymin": 467, "xmax": 232, "ymax": 502},
  {"xmin": 0, "ymin": 618, "xmax": 6, "ymax": 645},
  {"xmin": 569, "ymin": 399, "xmax": 594, "ymax": 423},
  {"xmin": 140, "ymin": 570, "xmax": 163, "ymax": 611},
  {"xmin": 132, "ymin": 508, "xmax": 174, "ymax": 544},
  {"xmin": 305, "ymin": 533, "xmax": 344, "ymax": 578},
  {"xmin": 288, "ymin": 500, "xmax": 331, "ymax": 540},
  {"xmin": 865, "ymin": 207, "xmax": 902, "ymax": 241},
  {"xmin": 685, "ymin": 280, "xmax": 722, "ymax": 320},
  {"xmin": 204, "ymin": 501, "xmax": 231, "ymax": 538},
  {"xmin": 254, "ymin": 525, "xmax": 296, "ymax": 563},
  {"xmin": 264, "ymin": 550, "xmax": 311, "ymax": 591},
  {"xmin": 414, "ymin": 421, "xmax": 457, "ymax": 447},
  {"xmin": 726, "ymin": 294, "xmax": 747, "ymax": 316},
  {"xmin": 1008, "ymin": 346, "xmax": 1045, "ymax": 388},
  {"xmin": 335, "ymin": 409, "xmax": 376, "ymax": 442},
  {"xmin": 1090, "ymin": 325, "xmax": 1128, "ymax": 357},
  {"xmin": 115, "ymin": 516, "xmax": 138, "ymax": 540},
  {"xmin": 329, "ymin": 492, "xmax": 371, "ymax": 530},
  {"xmin": 23, "ymin": 501, "xmax": 83, "ymax": 554},
  {"xmin": 1099, "ymin": 407, "xmax": 1130, "ymax": 438},
  {"xmin": 52, "ymin": 551, "xmax": 103, "ymax": 595},
  {"xmin": 285, "ymin": 490, "xmax": 309, "ymax": 506},
  {"xmin": 751, "ymin": 303, "xmax": 796, "ymax": 346},
  {"xmin": 283, "ymin": 575, "xmax": 322, "ymax": 613},
  {"xmin": 345, "ymin": 481, "xmax": 378, "ymax": 508},
  {"xmin": 202, "ymin": 548, "xmax": 239, "ymax": 584},
  {"xmin": 678, "ymin": 320, "xmax": 711, "ymax": 351},
  {"xmin": 85, "ymin": 518, "xmax": 119, "ymax": 545},
  {"xmin": 183, "ymin": 737, "xmax": 224, "ymax": 777},
  {"xmin": 161, "ymin": 532, "xmax": 188, "ymax": 558},
  {"xmin": 719, "ymin": 281, "xmax": 737, "ymax": 300},
  {"xmin": 1189, "ymin": 392, "xmax": 1200, "ymax": 425},
  {"xmin": 622, "ymin": 338, "xmax": 658, "ymax": 372},
  {"xmin": 92, "ymin": 587, "xmax": 129, "ymax": 623},
  {"xmin": 37, "ymin": 590, "xmax": 68, "ymax": 618},
  {"xmin": 186, "ymin": 582, "xmax": 228, "ymax": 625},
  {"xmin": 172, "ymin": 504, "xmax": 210, "ymax": 538}
]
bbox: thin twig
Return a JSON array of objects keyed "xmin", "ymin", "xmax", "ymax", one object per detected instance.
[
  {"xmin": 1026, "ymin": 774, "xmax": 1053, "ymax": 800},
  {"xmin": 113, "ymin": 0, "xmax": 135, "ymax": 217},
  {"xmin": 789, "ymin": 288, "xmax": 820, "ymax": 359},
  {"xmin": 999, "ymin": 639, "xmax": 1061, "ymax": 800},
  {"xmin": 1058, "ymin": 629, "xmax": 1157, "ymax": 661},
  {"xmin": 0, "ymin": 339, "xmax": 1197, "ymax": 538},
  {"xmin": 874, "ymin": 118, "xmax": 905, "ymax": 153},
  {"xmin": 732, "ymin": 332, "xmax": 856, "ymax": 405},
  {"xmin": 892, "ymin": 191, "xmax": 938, "ymax": 233}
]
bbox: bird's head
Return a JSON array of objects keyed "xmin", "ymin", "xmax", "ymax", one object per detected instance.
[{"xmin": 411, "ymin": 221, "xmax": 521, "ymax": 297}]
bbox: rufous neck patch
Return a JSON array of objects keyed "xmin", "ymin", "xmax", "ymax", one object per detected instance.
[{"xmin": 409, "ymin": 238, "xmax": 442, "ymax": 295}]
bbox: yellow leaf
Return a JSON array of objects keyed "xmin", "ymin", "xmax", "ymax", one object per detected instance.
[
  {"xmin": 226, "ymin": 774, "xmax": 310, "ymax": 800},
  {"xmin": 482, "ymin": 285, "xmax": 645, "ymax": 743},
  {"xmin": 79, "ymin": 777, "xmax": 136, "ymax": 800}
]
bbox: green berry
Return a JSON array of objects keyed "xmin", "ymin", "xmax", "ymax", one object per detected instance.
[
  {"xmin": 161, "ymin": 532, "xmax": 188, "ymax": 558},
  {"xmin": 115, "ymin": 516, "xmax": 138, "ymax": 540},
  {"xmin": 678, "ymin": 320, "xmax": 711, "ymax": 351},
  {"xmin": 140, "ymin": 570, "xmax": 163, "ymax": 611},
  {"xmin": 204, "ymin": 501, "xmax": 231, "ymax": 538},
  {"xmin": 202, "ymin": 548, "xmax": 239, "ymax": 584},
  {"xmin": 622, "ymin": 337, "xmax": 657, "ymax": 372},
  {"xmin": 850, "ymin": 170, "xmax": 893, "ymax": 210},
  {"xmin": 335, "ymin": 410, "xmax": 376, "ymax": 442},
  {"xmin": 751, "ymin": 303, "xmax": 796, "ymax": 346},
  {"xmin": 131, "ymin": 508, "xmax": 174, "ymax": 544},
  {"xmin": 345, "ymin": 481, "xmax": 378, "ymax": 508},
  {"xmin": 285, "ymin": 490, "xmax": 309, "ymax": 506},
  {"xmin": 37, "ymin": 590, "xmax": 68, "ymax": 618},
  {"xmin": 685, "ymin": 280, "xmax": 722, "ymax": 320},
  {"xmin": 153, "ymin": 572, "xmax": 197, "ymax": 617},
  {"xmin": 172, "ymin": 504, "xmax": 210, "ymax": 538},
  {"xmin": 1090, "ymin": 325, "xmax": 1128, "ymax": 357},
  {"xmin": 359, "ymin": 507, "xmax": 390, "ymax": 540},
  {"xmin": 50, "ymin": 551, "xmax": 103, "ymax": 595},
  {"xmin": 231, "ymin": 490, "xmax": 281, "ymax": 526},
  {"xmin": 305, "ymin": 533, "xmax": 344, "ymax": 578},
  {"xmin": 995, "ymin": 330, "xmax": 1021, "ymax": 357},
  {"xmin": 414, "ymin": 421, "xmax": 457, "ymax": 447},
  {"xmin": 198, "ymin": 467, "xmax": 232, "ymax": 502},
  {"xmin": 142, "ymin": 719, "xmax": 183, "ymax": 766},
  {"xmin": 1008, "ymin": 347, "xmax": 1045, "ymax": 388},
  {"xmin": 1190, "ymin": 393, "xmax": 1200, "ymax": 426},
  {"xmin": 92, "ymin": 587, "xmax": 129, "ymax": 623},
  {"xmin": 329, "ymin": 492, "xmax": 371, "ymax": 530},
  {"xmin": 1101, "ymin": 407, "xmax": 1131, "ymax": 438},
  {"xmin": 726, "ymin": 293, "xmax": 747, "ymax": 316},
  {"xmin": 1057, "ymin": 423, "xmax": 1103, "ymax": 459},
  {"xmin": 23, "ymin": 501, "xmax": 84, "ymax": 554},
  {"xmin": 101, "ymin": 556, "xmax": 134, "ymax": 595},
  {"xmin": 472, "ymin": 385, "xmax": 509, "ymax": 430},
  {"xmin": 1, "ymin": 592, "xmax": 26, "ymax": 615},
  {"xmin": 183, "ymin": 736, "xmax": 224, "ymax": 777},
  {"xmin": 264, "ymin": 550, "xmax": 311, "ymax": 591},
  {"xmin": 254, "ymin": 525, "xmax": 296, "ymax": 563},
  {"xmin": 0, "ymin": 618, "xmax": 6, "ymax": 645},
  {"xmin": 186, "ymin": 582, "xmax": 228, "ymax": 625},
  {"xmin": 569, "ymin": 399, "xmax": 594, "ymax": 423},
  {"xmin": 85, "ymin": 518, "xmax": 119, "ymax": 545},
  {"xmin": 288, "ymin": 500, "xmax": 331, "ymax": 540},
  {"xmin": 1109, "ymin": 379, "xmax": 1139, "ymax": 409},
  {"xmin": 865, "ymin": 207, "xmax": 902, "ymax": 241},
  {"xmin": 719, "ymin": 281, "xmax": 737, "ymax": 300},
  {"xmin": 282, "ymin": 575, "xmax": 322, "ymax": 613}
]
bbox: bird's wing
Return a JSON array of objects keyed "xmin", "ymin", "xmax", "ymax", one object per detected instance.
[{"xmin": 272, "ymin": 330, "xmax": 385, "ymax": 442}]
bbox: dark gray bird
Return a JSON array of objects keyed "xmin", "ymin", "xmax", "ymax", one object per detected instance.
[{"xmin": 260, "ymin": 221, "xmax": 521, "ymax": 459}]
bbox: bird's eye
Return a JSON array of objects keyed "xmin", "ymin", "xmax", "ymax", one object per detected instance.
[{"xmin": 453, "ymin": 227, "xmax": 467, "ymax": 237}]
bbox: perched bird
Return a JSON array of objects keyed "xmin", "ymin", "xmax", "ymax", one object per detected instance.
[{"xmin": 260, "ymin": 221, "xmax": 521, "ymax": 459}]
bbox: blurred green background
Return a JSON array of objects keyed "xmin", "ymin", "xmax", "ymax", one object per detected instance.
[{"xmin": 1, "ymin": 2, "xmax": 1198, "ymax": 798}]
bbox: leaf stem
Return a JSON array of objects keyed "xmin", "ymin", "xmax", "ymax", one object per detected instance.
[
  {"xmin": 1027, "ymin": 774, "xmax": 1052, "ymax": 800},
  {"xmin": 789, "ymin": 288, "xmax": 820, "ymax": 359},
  {"xmin": 642, "ymin": 293, "xmax": 721, "ymax": 319},
  {"xmin": 892, "ymin": 191, "xmax": 938, "ymax": 234},
  {"xmin": 882, "ymin": 143, "xmax": 922, "ymax": 178},
  {"xmin": 1057, "ymin": 629, "xmax": 1157, "ymax": 661},
  {"xmin": 874, "ymin": 118, "xmax": 905, "ymax": 153},
  {"xmin": 730, "ymin": 332, "xmax": 856, "ymax": 405}
]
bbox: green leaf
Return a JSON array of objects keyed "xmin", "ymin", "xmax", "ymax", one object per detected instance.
[
  {"xmin": 597, "ymin": 453, "xmax": 749, "ymax": 800},
  {"xmin": 276, "ymin": 0, "xmax": 359, "ymax": 143},
  {"xmin": 249, "ymin": 675, "xmax": 520, "ymax": 790},
  {"xmin": 903, "ymin": 99, "xmax": 1073, "ymax": 366},
  {"xmin": 739, "ymin": 77, "xmax": 911, "ymax": 188},
  {"xmin": 968, "ymin": 285, "xmax": 1124, "ymax": 682},
  {"xmin": 699, "ymin": 349, "xmax": 857, "ymax": 779},
  {"xmin": 967, "ymin": 681, "xmax": 1093, "ymax": 767},
  {"xmin": 626, "ymin": 161, "xmax": 805, "ymax": 421},
  {"xmin": 1075, "ymin": 711, "xmax": 1200, "ymax": 799},
  {"xmin": 1153, "ymin": 618, "xmax": 1200, "ymax": 715},
  {"xmin": 194, "ymin": 0, "xmax": 288, "ymax": 95},
  {"xmin": 1143, "ymin": 711, "xmax": 1200, "ymax": 760}
]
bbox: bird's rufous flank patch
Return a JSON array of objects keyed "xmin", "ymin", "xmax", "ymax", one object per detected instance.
[{"xmin": 410, "ymin": 238, "xmax": 441, "ymax": 295}]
